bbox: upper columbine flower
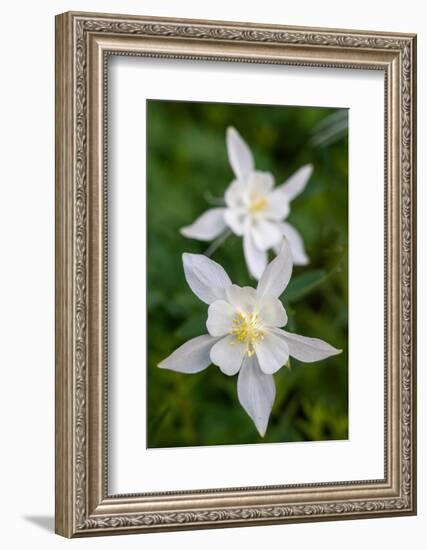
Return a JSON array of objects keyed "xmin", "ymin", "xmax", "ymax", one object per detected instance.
[
  {"xmin": 181, "ymin": 127, "xmax": 313, "ymax": 279},
  {"xmin": 159, "ymin": 240, "xmax": 341, "ymax": 436}
]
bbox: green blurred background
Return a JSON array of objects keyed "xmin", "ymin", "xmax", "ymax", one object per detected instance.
[{"xmin": 146, "ymin": 100, "xmax": 348, "ymax": 448}]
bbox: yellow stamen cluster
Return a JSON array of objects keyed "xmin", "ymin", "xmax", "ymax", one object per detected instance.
[
  {"xmin": 248, "ymin": 194, "xmax": 268, "ymax": 215},
  {"xmin": 230, "ymin": 312, "xmax": 265, "ymax": 356}
]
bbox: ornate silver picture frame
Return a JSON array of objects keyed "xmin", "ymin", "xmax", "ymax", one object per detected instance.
[{"xmin": 55, "ymin": 11, "xmax": 416, "ymax": 537}]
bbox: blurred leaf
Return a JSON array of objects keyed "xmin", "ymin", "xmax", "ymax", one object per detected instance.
[
  {"xmin": 285, "ymin": 269, "xmax": 328, "ymax": 302},
  {"xmin": 176, "ymin": 313, "xmax": 207, "ymax": 339}
]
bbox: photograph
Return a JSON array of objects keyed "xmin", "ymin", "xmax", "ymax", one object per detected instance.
[{"xmin": 146, "ymin": 99, "xmax": 349, "ymax": 447}]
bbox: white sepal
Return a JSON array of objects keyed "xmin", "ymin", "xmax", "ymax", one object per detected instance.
[
  {"xmin": 226, "ymin": 126, "xmax": 254, "ymax": 181},
  {"xmin": 274, "ymin": 164, "xmax": 313, "ymax": 202},
  {"xmin": 181, "ymin": 208, "xmax": 227, "ymax": 241},
  {"xmin": 237, "ymin": 355, "xmax": 276, "ymax": 437},
  {"xmin": 183, "ymin": 253, "xmax": 232, "ymax": 305},
  {"xmin": 158, "ymin": 335, "xmax": 219, "ymax": 373},
  {"xmin": 272, "ymin": 328, "xmax": 342, "ymax": 362},
  {"xmin": 257, "ymin": 238, "xmax": 293, "ymax": 298},
  {"xmin": 243, "ymin": 231, "xmax": 267, "ymax": 280}
]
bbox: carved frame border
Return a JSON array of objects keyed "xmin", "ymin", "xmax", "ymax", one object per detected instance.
[{"xmin": 55, "ymin": 11, "xmax": 416, "ymax": 537}]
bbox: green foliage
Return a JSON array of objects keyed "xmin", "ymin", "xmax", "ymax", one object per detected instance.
[{"xmin": 147, "ymin": 99, "xmax": 348, "ymax": 447}]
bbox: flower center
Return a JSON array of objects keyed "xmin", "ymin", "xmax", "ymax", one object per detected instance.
[
  {"xmin": 230, "ymin": 312, "xmax": 264, "ymax": 356},
  {"xmin": 248, "ymin": 193, "xmax": 268, "ymax": 215}
]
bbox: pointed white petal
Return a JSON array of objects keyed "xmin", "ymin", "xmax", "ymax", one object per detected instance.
[
  {"xmin": 224, "ymin": 208, "xmax": 246, "ymax": 236},
  {"xmin": 237, "ymin": 355, "xmax": 276, "ymax": 437},
  {"xmin": 278, "ymin": 222, "xmax": 309, "ymax": 265},
  {"xmin": 226, "ymin": 126, "xmax": 254, "ymax": 181},
  {"xmin": 257, "ymin": 238, "xmax": 293, "ymax": 298},
  {"xmin": 206, "ymin": 300, "xmax": 236, "ymax": 337},
  {"xmin": 158, "ymin": 335, "xmax": 219, "ymax": 373},
  {"xmin": 225, "ymin": 284, "xmax": 257, "ymax": 313},
  {"xmin": 273, "ymin": 328, "xmax": 342, "ymax": 362},
  {"xmin": 265, "ymin": 193, "xmax": 290, "ymax": 221},
  {"xmin": 210, "ymin": 335, "xmax": 246, "ymax": 376},
  {"xmin": 247, "ymin": 171, "xmax": 274, "ymax": 195},
  {"xmin": 243, "ymin": 231, "xmax": 268, "ymax": 280},
  {"xmin": 183, "ymin": 253, "xmax": 232, "ymax": 305},
  {"xmin": 275, "ymin": 164, "xmax": 313, "ymax": 202},
  {"xmin": 180, "ymin": 208, "xmax": 227, "ymax": 241},
  {"xmin": 251, "ymin": 219, "xmax": 283, "ymax": 251},
  {"xmin": 258, "ymin": 296, "xmax": 288, "ymax": 327},
  {"xmin": 255, "ymin": 331, "xmax": 289, "ymax": 374}
]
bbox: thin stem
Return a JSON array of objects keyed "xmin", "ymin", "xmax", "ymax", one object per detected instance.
[
  {"xmin": 204, "ymin": 230, "xmax": 232, "ymax": 257},
  {"xmin": 203, "ymin": 192, "xmax": 226, "ymax": 206}
]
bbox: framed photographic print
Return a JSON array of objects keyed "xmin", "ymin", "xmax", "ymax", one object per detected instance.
[{"xmin": 55, "ymin": 11, "xmax": 417, "ymax": 537}]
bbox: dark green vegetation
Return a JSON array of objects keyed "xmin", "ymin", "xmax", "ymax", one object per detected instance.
[{"xmin": 146, "ymin": 100, "xmax": 348, "ymax": 447}]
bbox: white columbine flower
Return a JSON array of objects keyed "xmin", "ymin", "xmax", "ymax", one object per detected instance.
[
  {"xmin": 159, "ymin": 240, "xmax": 341, "ymax": 437},
  {"xmin": 181, "ymin": 126, "xmax": 313, "ymax": 279}
]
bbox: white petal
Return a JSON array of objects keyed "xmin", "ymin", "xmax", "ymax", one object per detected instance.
[
  {"xmin": 247, "ymin": 171, "xmax": 274, "ymax": 195},
  {"xmin": 251, "ymin": 220, "xmax": 283, "ymax": 251},
  {"xmin": 273, "ymin": 328, "xmax": 342, "ymax": 362},
  {"xmin": 278, "ymin": 222, "xmax": 309, "ymax": 265},
  {"xmin": 226, "ymin": 284, "xmax": 257, "ymax": 313},
  {"xmin": 181, "ymin": 208, "xmax": 227, "ymax": 241},
  {"xmin": 183, "ymin": 253, "xmax": 232, "ymax": 305},
  {"xmin": 265, "ymin": 193, "xmax": 290, "ymax": 221},
  {"xmin": 257, "ymin": 238, "xmax": 293, "ymax": 298},
  {"xmin": 255, "ymin": 331, "xmax": 289, "ymax": 374},
  {"xmin": 237, "ymin": 355, "xmax": 276, "ymax": 437},
  {"xmin": 158, "ymin": 335, "xmax": 219, "ymax": 373},
  {"xmin": 226, "ymin": 126, "xmax": 254, "ymax": 181},
  {"xmin": 224, "ymin": 180, "xmax": 246, "ymax": 208},
  {"xmin": 206, "ymin": 300, "xmax": 236, "ymax": 337},
  {"xmin": 243, "ymin": 231, "xmax": 268, "ymax": 280},
  {"xmin": 224, "ymin": 208, "xmax": 246, "ymax": 236},
  {"xmin": 210, "ymin": 335, "xmax": 246, "ymax": 376},
  {"xmin": 275, "ymin": 164, "xmax": 313, "ymax": 202},
  {"xmin": 258, "ymin": 297, "xmax": 287, "ymax": 327}
]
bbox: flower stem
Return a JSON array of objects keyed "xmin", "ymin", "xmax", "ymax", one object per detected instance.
[
  {"xmin": 203, "ymin": 192, "xmax": 226, "ymax": 206},
  {"xmin": 204, "ymin": 230, "xmax": 232, "ymax": 258}
]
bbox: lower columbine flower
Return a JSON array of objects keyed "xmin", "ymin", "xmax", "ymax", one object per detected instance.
[{"xmin": 158, "ymin": 240, "xmax": 342, "ymax": 436}]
